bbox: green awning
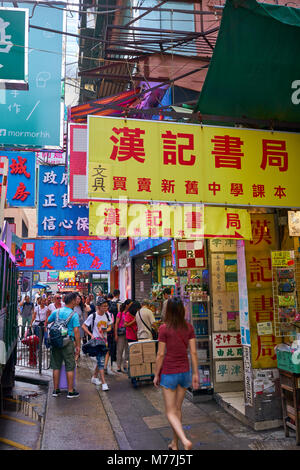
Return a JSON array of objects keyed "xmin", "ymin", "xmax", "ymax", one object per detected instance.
[{"xmin": 195, "ymin": 0, "xmax": 300, "ymax": 125}]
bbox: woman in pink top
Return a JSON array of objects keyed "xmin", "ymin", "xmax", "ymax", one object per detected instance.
[
  {"xmin": 124, "ymin": 301, "xmax": 141, "ymax": 342},
  {"xmin": 114, "ymin": 299, "xmax": 132, "ymax": 372},
  {"xmin": 154, "ymin": 297, "xmax": 198, "ymax": 450}
]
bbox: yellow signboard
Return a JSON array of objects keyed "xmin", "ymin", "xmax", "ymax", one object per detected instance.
[
  {"xmin": 59, "ymin": 271, "xmax": 75, "ymax": 280},
  {"xmin": 271, "ymin": 250, "xmax": 294, "ymax": 267},
  {"xmin": 88, "ymin": 116, "xmax": 300, "ymax": 207},
  {"xmin": 89, "ymin": 203, "xmax": 252, "ymax": 240}
]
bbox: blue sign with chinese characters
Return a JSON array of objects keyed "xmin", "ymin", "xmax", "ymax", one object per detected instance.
[
  {"xmin": 38, "ymin": 165, "xmax": 89, "ymax": 237},
  {"xmin": 19, "ymin": 238, "xmax": 111, "ymax": 271},
  {"xmin": 0, "ymin": 151, "xmax": 35, "ymax": 207}
]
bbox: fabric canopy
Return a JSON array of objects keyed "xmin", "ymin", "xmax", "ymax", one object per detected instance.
[{"xmin": 195, "ymin": 0, "xmax": 300, "ymax": 124}]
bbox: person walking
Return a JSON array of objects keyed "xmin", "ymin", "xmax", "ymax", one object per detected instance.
[
  {"xmin": 115, "ymin": 299, "xmax": 132, "ymax": 373},
  {"xmin": 136, "ymin": 299, "xmax": 156, "ymax": 341},
  {"xmin": 74, "ymin": 294, "xmax": 86, "ymax": 367},
  {"xmin": 45, "ymin": 292, "xmax": 81, "ymax": 399},
  {"xmin": 19, "ymin": 296, "xmax": 34, "ymax": 337},
  {"xmin": 124, "ymin": 301, "xmax": 140, "ymax": 344},
  {"xmin": 153, "ymin": 297, "xmax": 199, "ymax": 451},
  {"xmin": 47, "ymin": 293, "xmax": 64, "ymax": 316},
  {"xmin": 82, "ymin": 298, "xmax": 112, "ymax": 391},
  {"xmin": 161, "ymin": 288, "xmax": 172, "ymax": 322},
  {"xmin": 30, "ymin": 296, "xmax": 49, "ymax": 345}
]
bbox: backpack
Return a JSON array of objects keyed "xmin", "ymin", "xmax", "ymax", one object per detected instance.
[
  {"xmin": 109, "ymin": 301, "xmax": 119, "ymax": 324},
  {"xmin": 49, "ymin": 309, "xmax": 75, "ymax": 349},
  {"xmin": 88, "ymin": 312, "xmax": 112, "ymax": 335}
]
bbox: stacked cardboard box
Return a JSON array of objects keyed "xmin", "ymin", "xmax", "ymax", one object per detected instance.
[{"xmin": 129, "ymin": 340, "xmax": 157, "ymax": 377}]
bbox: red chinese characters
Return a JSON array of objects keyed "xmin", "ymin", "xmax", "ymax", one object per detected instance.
[
  {"xmin": 230, "ymin": 183, "xmax": 243, "ymax": 197},
  {"xmin": 161, "ymin": 179, "xmax": 175, "ymax": 194},
  {"xmin": 51, "ymin": 241, "xmax": 69, "ymax": 257},
  {"xmin": 12, "ymin": 182, "xmax": 30, "ymax": 201},
  {"xmin": 65, "ymin": 256, "xmax": 79, "ymax": 270},
  {"xmin": 113, "ymin": 176, "xmax": 127, "ymax": 191},
  {"xmin": 10, "ymin": 156, "xmax": 30, "ymax": 178},
  {"xmin": 146, "ymin": 210, "xmax": 162, "ymax": 228},
  {"xmin": 185, "ymin": 180, "xmax": 198, "ymax": 195},
  {"xmin": 226, "ymin": 213, "xmax": 241, "ymax": 230},
  {"xmin": 41, "ymin": 257, "xmax": 53, "ymax": 269},
  {"xmin": 90, "ymin": 256, "xmax": 103, "ymax": 269},
  {"xmin": 211, "ymin": 135, "xmax": 244, "ymax": 169},
  {"xmin": 104, "ymin": 208, "xmax": 120, "ymax": 226},
  {"xmin": 260, "ymin": 139, "xmax": 288, "ymax": 172},
  {"xmin": 137, "ymin": 178, "xmax": 151, "ymax": 192},
  {"xmin": 161, "ymin": 131, "xmax": 196, "ymax": 166},
  {"xmin": 78, "ymin": 241, "xmax": 95, "ymax": 257},
  {"xmin": 110, "ymin": 127, "xmax": 146, "ymax": 163}
]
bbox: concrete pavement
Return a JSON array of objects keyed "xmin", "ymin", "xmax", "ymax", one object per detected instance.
[{"xmin": 15, "ymin": 356, "xmax": 300, "ymax": 450}]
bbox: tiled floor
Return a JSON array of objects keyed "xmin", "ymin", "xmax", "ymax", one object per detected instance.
[{"xmin": 217, "ymin": 391, "xmax": 245, "ymax": 415}]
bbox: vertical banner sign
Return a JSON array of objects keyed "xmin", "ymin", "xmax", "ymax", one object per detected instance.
[
  {"xmin": 68, "ymin": 123, "xmax": 88, "ymax": 203},
  {"xmin": 0, "ymin": 151, "xmax": 35, "ymax": 207},
  {"xmin": 237, "ymin": 240, "xmax": 251, "ymax": 346},
  {"xmin": 0, "ymin": 3, "xmax": 64, "ymax": 148},
  {"xmin": 38, "ymin": 165, "xmax": 89, "ymax": 237},
  {"xmin": 0, "ymin": 7, "xmax": 28, "ymax": 89},
  {"xmin": 245, "ymin": 213, "xmax": 280, "ymax": 369}
]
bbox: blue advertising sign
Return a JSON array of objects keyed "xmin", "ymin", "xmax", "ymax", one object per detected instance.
[
  {"xmin": 38, "ymin": 165, "xmax": 89, "ymax": 237},
  {"xmin": 0, "ymin": 151, "xmax": 35, "ymax": 207},
  {"xmin": 0, "ymin": 3, "xmax": 64, "ymax": 148},
  {"xmin": 129, "ymin": 237, "xmax": 170, "ymax": 257},
  {"xmin": 19, "ymin": 239, "xmax": 111, "ymax": 271}
]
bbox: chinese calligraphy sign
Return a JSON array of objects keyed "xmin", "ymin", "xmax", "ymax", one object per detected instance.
[
  {"xmin": 19, "ymin": 239, "xmax": 111, "ymax": 271},
  {"xmin": 88, "ymin": 116, "xmax": 300, "ymax": 207},
  {"xmin": 0, "ymin": 151, "xmax": 35, "ymax": 207}
]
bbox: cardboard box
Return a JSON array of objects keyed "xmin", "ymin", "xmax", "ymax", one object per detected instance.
[
  {"xmin": 129, "ymin": 342, "xmax": 143, "ymax": 355},
  {"xmin": 151, "ymin": 362, "xmax": 157, "ymax": 375},
  {"xmin": 141, "ymin": 363, "xmax": 151, "ymax": 376},
  {"xmin": 143, "ymin": 353, "xmax": 156, "ymax": 363},
  {"xmin": 130, "ymin": 364, "xmax": 144, "ymax": 377},
  {"xmin": 142, "ymin": 341, "xmax": 156, "ymax": 356},
  {"xmin": 129, "ymin": 353, "xmax": 143, "ymax": 365}
]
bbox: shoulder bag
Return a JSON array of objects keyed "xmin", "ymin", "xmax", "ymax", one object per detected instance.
[
  {"xmin": 138, "ymin": 311, "xmax": 158, "ymax": 340},
  {"xmin": 117, "ymin": 311, "xmax": 126, "ymax": 336}
]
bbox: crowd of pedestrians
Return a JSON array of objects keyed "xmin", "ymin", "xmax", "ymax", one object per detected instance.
[{"xmin": 18, "ymin": 287, "xmax": 199, "ymax": 449}]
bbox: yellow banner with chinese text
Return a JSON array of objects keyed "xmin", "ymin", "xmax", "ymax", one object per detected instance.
[
  {"xmin": 89, "ymin": 203, "xmax": 252, "ymax": 240},
  {"xmin": 88, "ymin": 116, "xmax": 300, "ymax": 207}
]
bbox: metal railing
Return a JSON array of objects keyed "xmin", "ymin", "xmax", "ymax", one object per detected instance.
[{"xmin": 16, "ymin": 325, "xmax": 51, "ymax": 373}]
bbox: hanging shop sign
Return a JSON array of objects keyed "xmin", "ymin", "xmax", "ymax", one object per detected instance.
[
  {"xmin": 38, "ymin": 165, "xmax": 89, "ymax": 237},
  {"xmin": 89, "ymin": 203, "xmax": 251, "ymax": 240},
  {"xmin": 176, "ymin": 240, "xmax": 205, "ymax": 270},
  {"xmin": 237, "ymin": 240, "xmax": 251, "ymax": 346},
  {"xmin": 47, "ymin": 271, "xmax": 59, "ymax": 282},
  {"xmin": 0, "ymin": 151, "xmax": 35, "ymax": 207},
  {"xmin": 0, "ymin": 7, "xmax": 28, "ymax": 89},
  {"xmin": 87, "ymin": 116, "xmax": 300, "ymax": 207},
  {"xmin": 0, "ymin": 4, "xmax": 64, "ymax": 148},
  {"xmin": 68, "ymin": 123, "xmax": 89, "ymax": 203},
  {"xmin": 17, "ymin": 239, "xmax": 111, "ymax": 271},
  {"xmin": 271, "ymin": 250, "xmax": 295, "ymax": 268}
]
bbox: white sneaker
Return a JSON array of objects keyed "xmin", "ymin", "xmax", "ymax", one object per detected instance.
[
  {"xmin": 91, "ymin": 377, "xmax": 101, "ymax": 386},
  {"xmin": 102, "ymin": 383, "xmax": 109, "ymax": 391}
]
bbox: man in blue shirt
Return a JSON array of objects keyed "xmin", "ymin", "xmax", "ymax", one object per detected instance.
[{"xmin": 46, "ymin": 291, "xmax": 81, "ymax": 398}]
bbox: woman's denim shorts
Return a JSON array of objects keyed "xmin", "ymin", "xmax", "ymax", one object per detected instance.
[
  {"xmin": 160, "ymin": 371, "xmax": 191, "ymax": 390},
  {"xmin": 96, "ymin": 352, "xmax": 106, "ymax": 370}
]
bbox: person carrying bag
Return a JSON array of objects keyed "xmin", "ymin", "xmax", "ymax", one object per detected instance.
[{"xmin": 136, "ymin": 299, "xmax": 157, "ymax": 341}]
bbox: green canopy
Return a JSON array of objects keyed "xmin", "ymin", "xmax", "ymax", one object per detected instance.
[{"xmin": 195, "ymin": 0, "xmax": 300, "ymax": 125}]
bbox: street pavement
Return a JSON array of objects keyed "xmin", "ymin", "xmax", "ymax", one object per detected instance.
[{"xmin": 13, "ymin": 356, "xmax": 300, "ymax": 451}]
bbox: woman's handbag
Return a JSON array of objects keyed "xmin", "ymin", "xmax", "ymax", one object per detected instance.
[
  {"xmin": 82, "ymin": 337, "xmax": 108, "ymax": 357},
  {"xmin": 138, "ymin": 311, "xmax": 158, "ymax": 340},
  {"xmin": 117, "ymin": 327, "xmax": 126, "ymax": 336}
]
